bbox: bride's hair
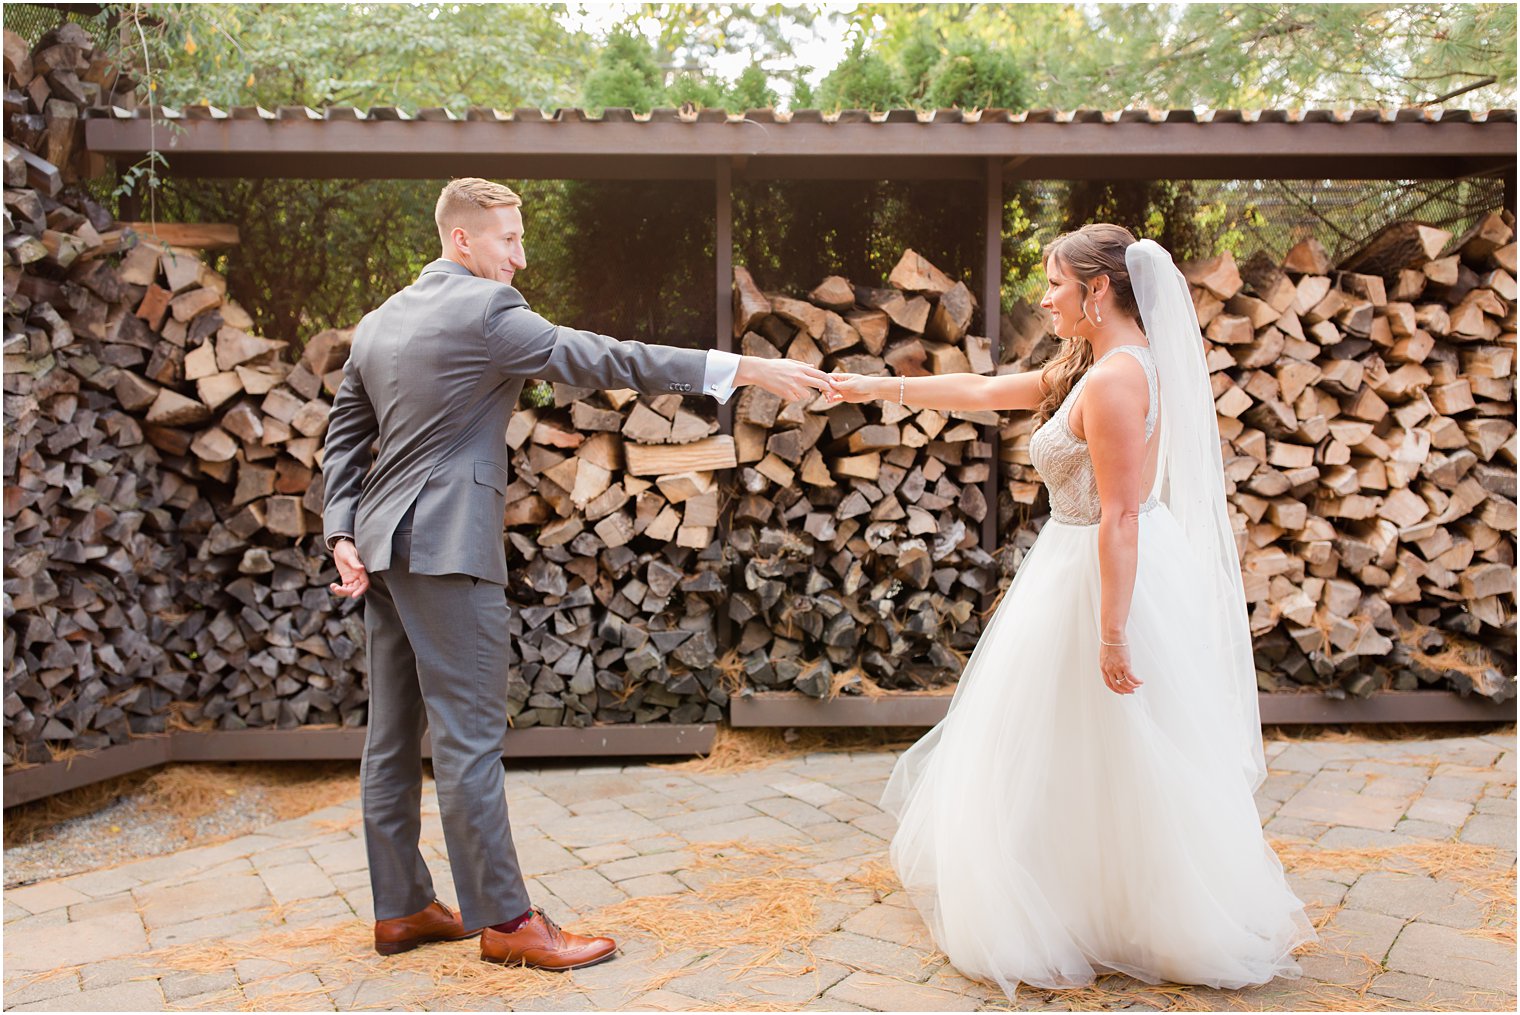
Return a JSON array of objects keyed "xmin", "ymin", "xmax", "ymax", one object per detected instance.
[{"xmin": 1034, "ymin": 223, "xmax": 1141, "ymax": 427}]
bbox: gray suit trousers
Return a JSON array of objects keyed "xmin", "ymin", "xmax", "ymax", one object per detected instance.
[{"xmin": 360, "ymin": 526, "xmax": 530, "ymax": 929}]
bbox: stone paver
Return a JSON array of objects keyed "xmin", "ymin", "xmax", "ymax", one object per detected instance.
[
  {"xmin": 1276, "ymin": 788, "xmax": 1409, "ymax": 831},
  {"xmin": 134, "ymin": 871, "xmax": 269, "ymax": 929},
  {"xmin": 260, "ymin": 860, "xmax": 339, "ymax": 905},
  {"xmin": 1344, "ymin": 871, "xmax": 1487, "ymax": 928},
  {"xmin": 825, "ymin": 970, "xmax": 981, "ymax": 1011},
  {"xmin": 4, "ymin": 730, "xmax": 1514, "ymax": 1012},
  {"xmin": 5, "ymin": 882, "xmax": 91, "ymax": 916},
  {"xmin": 1460, "ymin": 813, "xmax": 1518, "ymax": 849},
  {"xmin": 8, "ymin": 979, "xmax": 164, "ymax": 1012},
  {"xmin": 1294, "ymin": 906, "xmax": 1404, "ymax": 986},
  {"xmin": 4, "ymin": 911, "xmax": 150, "ymax": 973},
  {"xmin": 1369, "ymin": 970, "xmax": 1510, "ymax": 1009},
  {"xmin": 1386, "ymin": 920, "xmax": 1518, "ymax": 993}
]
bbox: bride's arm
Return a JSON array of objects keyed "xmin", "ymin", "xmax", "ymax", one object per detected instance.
[
  {"xmin": 1083, "ymin": 363, "xmax": 1150, "ymax": 694},
  {"xmin": 828, "ymin": 368, "xmax": 1046, "ymax": 412}
]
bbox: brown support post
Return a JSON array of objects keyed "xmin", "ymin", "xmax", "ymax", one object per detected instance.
[
  {"xmin": 980, "ymin": 159, "xmax": 1003, "ymax": 563},
  {"xmin": 715, "ymin": 158, "xmax": 734, "ymax": 433},
  {"xmin": 115, "ymin": 158, "xmax": 143, "ymax": 222},
  {"xmin": 714, "ymin": 158, "xmax": 736, "ymax": 662}
]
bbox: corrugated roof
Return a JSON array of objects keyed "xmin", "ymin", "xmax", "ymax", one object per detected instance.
[
  {"xmin": 87, "ymin": 104, "xmax": 1518, "ymax": 124},
  {"xmin": 83, "ymin": 104, "xmax": 1517, "ymax": 183}
]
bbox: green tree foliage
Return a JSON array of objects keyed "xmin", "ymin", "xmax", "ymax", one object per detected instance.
[
  {"xmin": 580, "ymin": 20, "xmax": 787, "ymax": 112},
  {"xmin": 924, "ymin": 38, "xmax": 1028, "ymax": 110},
  {"xmin": 816, "ymin": 17, "xmax": 1028, "ymax": 111},
  {"xmin": 789, "ymin": 72, "xmax": 816, "ymax": 110},
  {"xmin": 854, "ymin": 3, "xmax": 1515, "ymax": 110},
  {"xmin": 581, "ymin": 28, "xmax": 666, "ymax": 111},
  {"xmin": 728, "ymin": 64, "xmax": 779, "ymax": 111},
  {"xmin": 154, "ymin": 177, "xmax": 440, "ymax": 346},
  {"xmin": 625, "ymin": 2, "xmax": 820, "ymax": 107},
  {"xmin": 665, "ymin": 72, "xmax": 725, "ymax": 109},
  {"xmin": 815, "ymin": 32, "xmax": 908, "ymax": 110},
  {"xmin": 135, "ymin": 2, "xmax": 593, "ymax": 112}
]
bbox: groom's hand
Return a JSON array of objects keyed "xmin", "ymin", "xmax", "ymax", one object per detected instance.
[
  {"xmin": 330, "ymin": 538, "xmax": 370, "ymax": 598},
  {"xmin": 735, "ymin": 355, "xmax": 836, "ymax": 403}
]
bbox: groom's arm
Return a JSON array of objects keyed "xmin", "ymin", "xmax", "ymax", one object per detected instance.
[
  {"xmin": 484, "ymin": 295, "xmax": 831, "ymax": 403},
  {"xmin": 321, "ymin": 354, "xmax": 379, "ymax": 554}
]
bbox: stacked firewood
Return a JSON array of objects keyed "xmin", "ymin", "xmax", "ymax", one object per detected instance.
[
  {"xmin": 999, "ymin": 216, "xmax": 1517, "ymax": 700},
  {"xmin": 3, "ymin": 24, "xmax": 367, "ymax": 764},
  {"xmin": 500, "ymin": 384, "xmax": 735, "ymax": 727},
  {"xmin": 726, "ymin": 255, "xmax": 999, "ymax": 695},
  {"xmin": 4, "ymin": 25, "xmax": 1514, "ymax": 767},
  {"xmin": 3, "ymin": 25, "xmax": 183, "ymax": 763}
]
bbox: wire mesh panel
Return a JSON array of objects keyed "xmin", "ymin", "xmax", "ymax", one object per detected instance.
[
  {"xmin": 516, "ymin": 179, "xmax": 716, "ymax": 351},
  {"xmin": 5, "ymin": 2, "xmax": 117, "ymax": 49},
  {"xmin": 1001, "ymin": 177, "xmax": 1509, "ymax": 307},
  {"xmin": 733, "ymin": 177, "xmax": 993, "ymax": 334},
  {"xmin": 146, "ymin": 171, "xmax": 1509, "ymax": 366}
]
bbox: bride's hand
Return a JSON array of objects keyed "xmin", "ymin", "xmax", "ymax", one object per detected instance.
[
  {"xmin": 826, "ymin": 372, "xmax": 882, "ymax": 404},
  {"xmin": 1100, "ymin": 642, "xmax": 1142, "ymax": 695}
]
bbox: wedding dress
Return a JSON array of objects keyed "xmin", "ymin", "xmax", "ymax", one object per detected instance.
[{"xmin": 881, "ymin": 242, "xmax": 1315, "ymax": 995}]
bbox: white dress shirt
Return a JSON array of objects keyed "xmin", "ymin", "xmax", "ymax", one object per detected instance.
[{"xmin": 702, "ymin": 348, "xmax": 742, "ymax": 404}]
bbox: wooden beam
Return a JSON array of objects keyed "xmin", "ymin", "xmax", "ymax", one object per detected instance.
[
  {"xmin": 83, "ymin": 117, "xmax": 1516, "ymax": 182},
  {"xmin": 4, "ymin": 724, "xmax": 717, "ymax": 808},
  {"xmin": 730, "ymin": 690, "xmax": 1517, "ymax": 728},
  {"xmin": 120, "ymin": 221, "xmax": 241, "ymax": 249}
]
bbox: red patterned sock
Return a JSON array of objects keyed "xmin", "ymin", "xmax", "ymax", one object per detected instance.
[{"xmin": 490, "ymin": 909, "xmax": 534, "ymax": 934}]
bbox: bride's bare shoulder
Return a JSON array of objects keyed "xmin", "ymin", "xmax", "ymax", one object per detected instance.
[{"xmin": 1084, "ymin": 352, "xmax": 1149, "ymax": 396}]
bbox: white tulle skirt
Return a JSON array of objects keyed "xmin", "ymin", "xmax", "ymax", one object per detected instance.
[{"xmin": 882, "ymin": 505, "xmax": 1316, "ymax": 995}]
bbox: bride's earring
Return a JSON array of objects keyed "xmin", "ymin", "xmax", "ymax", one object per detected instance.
[{"xmin": 1093, "ymin": 301, "xmax": 1102, "ymax": 325}]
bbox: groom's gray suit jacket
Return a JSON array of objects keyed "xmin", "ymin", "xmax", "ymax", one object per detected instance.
[{"xmin": 321, "ymin": 258, "xmax": 707, "ymax": 583}]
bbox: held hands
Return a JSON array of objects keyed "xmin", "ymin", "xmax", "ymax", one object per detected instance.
[
  {"xmin": 1100, "ymin": 640, "xmax": 1143, "ymax": 695},
  {"xmin": 736, "ymin": 356, "xmax": 836, "ymax": 403},
  {"xmin": 823, "ymin": 372, "xmax": 882, "ymax": 404},
  {"xmin": 330, "ymin": 538, "xmax": 370, "ymax": 599}
]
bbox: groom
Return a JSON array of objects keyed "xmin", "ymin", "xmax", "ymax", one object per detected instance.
[{"xmin": 322, "ymin": 178, "xmax": 831, "ymax": 969}]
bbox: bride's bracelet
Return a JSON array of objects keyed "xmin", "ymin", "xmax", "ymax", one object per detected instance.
[{"xmin": 1099, "ymin": 636, "xmax": 1128, "ymax": 647}]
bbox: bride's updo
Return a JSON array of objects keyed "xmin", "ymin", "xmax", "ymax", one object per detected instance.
[{"xmin": 1035, "ymin": 223, "xmax": 1140, "ymax": 426}]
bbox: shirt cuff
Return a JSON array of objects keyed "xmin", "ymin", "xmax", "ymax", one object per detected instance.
[{"xmin": 703, "ymin": 349, "xmax": 742, "ymax": 404}]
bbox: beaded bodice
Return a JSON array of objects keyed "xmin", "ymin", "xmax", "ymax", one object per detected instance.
[{"xmin": 1028, "ymin": 345, "xmax": 1160, "ymax": 526}]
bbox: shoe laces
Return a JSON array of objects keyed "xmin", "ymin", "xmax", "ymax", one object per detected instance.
[{"xmin": 533, "ymin": 907, "xmax": 565, "ymax": 946}]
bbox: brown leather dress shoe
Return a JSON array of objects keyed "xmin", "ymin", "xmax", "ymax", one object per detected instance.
[
  {"xmin": 374, "ymin": 900, "xmax": 481, "ymax": 955},
  {"xmin": 480, "ymin": 908, "xmax": 617, "ymax": 971}
]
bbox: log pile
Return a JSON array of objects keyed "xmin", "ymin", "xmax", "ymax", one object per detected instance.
[
  {"xmin": 3, "ymin": 25, "xmax": 366, "ymax": 764},
  {"xmin": 726, "ymin": 255, "xmax": 999, "ymax": 696},
  {"xmin": 999, "ymin": 217, "xmax": 1517, "ymax": 700},
  {"xmin": 499, "ymin": 384, "xmax": 735, "ymax": 727}
]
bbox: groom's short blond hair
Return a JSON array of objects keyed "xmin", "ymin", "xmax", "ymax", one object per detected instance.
[{"xmin": 435, "ymin": 178, "xmax": 522, "ymax": 244}]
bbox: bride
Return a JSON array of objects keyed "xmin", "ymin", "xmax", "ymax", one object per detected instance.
[{"xmin": 825, "ymin": 225, "xmax": 1315, "ymax": 995}]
